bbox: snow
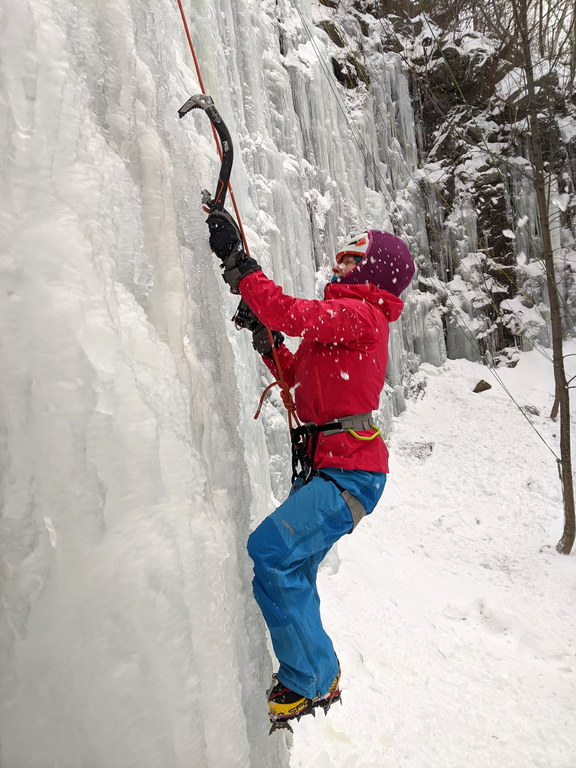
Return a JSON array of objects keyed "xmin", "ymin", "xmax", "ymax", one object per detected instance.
[
  {"xmin": 496, "ymin": 67, "xmax": 526, "ymax": 101},
  {"xmin": 416, "ymin": 162, "xmax": 447, "ymax": 185},
  {"xmin": 553, "ymin": 193, "xmax": 571, "ymax": 214},
  {"xmin": 558, "ymin": 114, "xmax": 576, "ymax": 143},
  {"xmin": 291, "ymin": 352, "xmax": 576, "ymax": 768},
  {"xmin": 500, "ymin": 296, "xmax": 548, "ymax": 346}
]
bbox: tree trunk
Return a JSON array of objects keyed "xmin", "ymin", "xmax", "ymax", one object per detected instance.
[{"xmin": 517, "ymin": 1, "xmax": 575, "ymax": 554}]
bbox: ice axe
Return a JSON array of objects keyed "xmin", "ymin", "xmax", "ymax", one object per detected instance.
[{"xmin": 178, "ymin": 94, "xmax": 233, "ymax": 213}]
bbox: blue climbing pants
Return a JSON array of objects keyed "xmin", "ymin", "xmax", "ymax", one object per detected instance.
[{"xmin": 247, "ymin": 468, "xmax": 386, "ymax": 699}]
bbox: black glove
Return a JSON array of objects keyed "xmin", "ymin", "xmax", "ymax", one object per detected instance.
[
  {"xmin": 251, "ymin": 326, "xmax": 285, "ymax": 357},
  {"xmin": 232, "ymin": 299, "xmax": 262, "ymax": 332},
  {"xmin": 232, "ymin": 300, "xmax": 285, "ymax": 357},
  {"xmin": 206, "ymin": 209, "xmax": 242, "ymax": 260},
  {"xmin": 206, "ymin": 210, "xmax": 261, "ymax": 293}
]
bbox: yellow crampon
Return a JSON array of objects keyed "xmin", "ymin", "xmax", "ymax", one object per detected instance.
[{"xmin": 268, "ymin": 669, "xmax": 342, "ymax": 734}]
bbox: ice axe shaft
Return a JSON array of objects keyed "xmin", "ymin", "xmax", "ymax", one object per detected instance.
[{"xmin": 178, "ymin": 94, "xmax": 233, "ymax": 212}]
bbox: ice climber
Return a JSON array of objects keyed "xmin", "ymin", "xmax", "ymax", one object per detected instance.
[{"xmin": 207, "ymin": 212, "xmax": 415, "ymax": 730}]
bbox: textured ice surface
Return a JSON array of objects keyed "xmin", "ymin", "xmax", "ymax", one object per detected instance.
[{"xmin": 0, "ymin": 0, "xmax": 521, "ymax": 765}]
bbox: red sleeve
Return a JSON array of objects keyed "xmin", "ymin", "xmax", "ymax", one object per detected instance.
[{"xmin": 239, "ymin": 271, "xmax": 375, "ymax": 344}]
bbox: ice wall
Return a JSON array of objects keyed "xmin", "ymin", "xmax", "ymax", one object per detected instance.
[{"xmin": 0, "ymin": 1, "xmax": 443, "ymax": 766}]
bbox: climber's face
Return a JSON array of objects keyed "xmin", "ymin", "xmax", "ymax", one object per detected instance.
[
  {"xmin": 332, "ymin": 233, "xmax": 370, "ymax": 279},
  {"xmin": 331, "ymin": 254, "xmax": 359, "ymax": 278}
]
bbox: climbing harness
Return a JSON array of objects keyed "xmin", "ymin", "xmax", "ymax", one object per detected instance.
[
  {"xmin": 289, "ymin": 413, "xmax": 381, "ymax": 531},
  {"xmin": 290, "ymin": 412, "xmax": 380, "ymax": 483}
]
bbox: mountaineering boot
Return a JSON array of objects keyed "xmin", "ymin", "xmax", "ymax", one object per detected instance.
[
  {"xmin": 267, "ymin": 666, "xmax": 342, "ymax": 733},
  {"xmin": 267, "ymin": 676, "xmax": 313, "ymax": 732},
  {"xmin": 312, "ymin": 667, "xmax": 342, "ymax": 714}
]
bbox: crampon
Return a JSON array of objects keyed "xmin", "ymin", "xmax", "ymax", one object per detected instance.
[{"xmin": 268, "ymin": 674, "xmax": 342, "ymax": 734}]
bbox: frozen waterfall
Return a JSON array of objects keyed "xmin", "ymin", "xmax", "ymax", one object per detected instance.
[{"xmin": 0, "ymin": 1, "xmax": 445, "ymax": 766}]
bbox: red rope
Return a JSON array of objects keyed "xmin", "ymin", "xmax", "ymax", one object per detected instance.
[
  {"xmin": 175, "ymin": 0, "xmax": 298, "ymax": 424},
  {"xmin": 265, "ymin": 329, "xmax": 300, "ymax": 429},
  {"xmin": 175, "ymin": 0, "xmax": 206, "ymax": 92}
]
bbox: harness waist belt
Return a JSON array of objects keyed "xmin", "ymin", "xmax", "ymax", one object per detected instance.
[
  {"xmin": 318, "ymin": 412, "xmax": 374, "ymax": 437},
  {"xmin": 289, "ymin": 412, "xmax": 378, "ymax": 483},
  {"xmin": 291, "ymin": 412, "xmax": 374, "ymax": 440}
]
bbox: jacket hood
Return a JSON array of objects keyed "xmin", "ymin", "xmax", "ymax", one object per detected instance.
[{"xmin": 324, "ymin": 281, "xmax": 404, "ymax": 322}]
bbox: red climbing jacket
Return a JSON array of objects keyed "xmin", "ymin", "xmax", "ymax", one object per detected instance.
[{"xmin": 239, "ymin": 271, "xmax": 405, "ymax": 472}]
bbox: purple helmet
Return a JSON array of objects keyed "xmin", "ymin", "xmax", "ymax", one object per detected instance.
[{"xmin": 334, "ymin": 231, "xmax": 415, "ymax": 297}]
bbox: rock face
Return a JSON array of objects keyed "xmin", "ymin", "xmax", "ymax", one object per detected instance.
[
  {"xmin": 404, "ymin": 26, "xmax": 574, "ymax": 358},
  {"xmin": 316, "ymin": 1, "xmax": 576, "ymax": 364}
]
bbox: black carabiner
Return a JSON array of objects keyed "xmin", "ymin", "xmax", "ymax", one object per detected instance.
[{"xmin": 178, "ymin": 94, "xmax": 233, "ymax": 212}]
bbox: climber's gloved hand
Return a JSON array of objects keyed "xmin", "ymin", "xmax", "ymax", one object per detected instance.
[
  {"xmin": 232, "ymin": 300, "xmax": 284, "ymax": 357},
  {"xmin": 251, "ymin": 326, "xmax": 285, "ymax": 358},
  {"xmin": 232, "ymin": 300, "xmax": 261, "ymax": 333},
  {"xmin": 206, "ymin": 210, "xmax": 261, "ymax": 293},
  {"xmin": 207, "ymin": 209, "xmax": 242, "ymax": 259}
]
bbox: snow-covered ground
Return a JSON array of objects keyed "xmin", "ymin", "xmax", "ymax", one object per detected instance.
[{"xmin": 290, "ymin": 351, "xmax": 576, "ymax": 768}]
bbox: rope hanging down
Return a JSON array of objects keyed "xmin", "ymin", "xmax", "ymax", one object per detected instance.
[{"xmin": 174, "ymin": 0, "xmax": 300, "ymax": 431}]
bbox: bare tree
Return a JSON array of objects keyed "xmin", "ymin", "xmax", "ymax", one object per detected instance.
[
  {"xmin": 519, "ymin": 32, "xmax": 575, "ymax": 556},
  {"xmin": 432, "ymin": 0, "xmax": 576, "ymax": 552},
  {"xmin": 506, "ymin": 0, "xmax": 574, "ymax": 554}
]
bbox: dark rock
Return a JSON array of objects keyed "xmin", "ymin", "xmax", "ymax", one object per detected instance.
[
  {"xmin": 331, "ymin": 55, "xmax": 370, "ymax": 88},
  {"xmin": 476, "ymin": 167, "xmax": 502, "ymax": 187},
  {"xmin": 350, "ymin": 55, "xmax": 370, "ymax": 85},
  {"xmin": 374, "ymin": 11, "xmax": 576, "ymax": 362},
  {"xmin": 353, "ymin": 0, "xmax": 417, "ymax": 16},
  {"xmin": 473, "ymin": 380, "xmax": 492, "ymax": 393},
  {"xmin": 378, "ymin": 24, "xmax": 405, "ymax": 53},
  {"xmin": 501, "ymin": 70, "xmax": 562, "ymax": 123},
  {"xmin": 386, "ymin": 14, "xmax": 424, "ymax": 36},
  {"xmin": 523, "ymin": 405, "xmax": 540, "ymax": 416},
  {"xmin": 494, "ymin": 348, "xmax": 520, "ymax": 368},
  {"xmin": 332, "ymin": 57, "xmax": 357, "ymax": 88},
  {"xmin": 355, "ymin": 15, "xmax": 371, "ymax": 37},
  {"xmin": 317, "ymin": 20, "xmax": 346, "ymax": 48}
]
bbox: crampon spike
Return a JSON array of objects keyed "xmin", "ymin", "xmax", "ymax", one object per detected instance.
[{"xmin": 269, "ymin": 719, "xmax": 293, "ymax": 735}]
